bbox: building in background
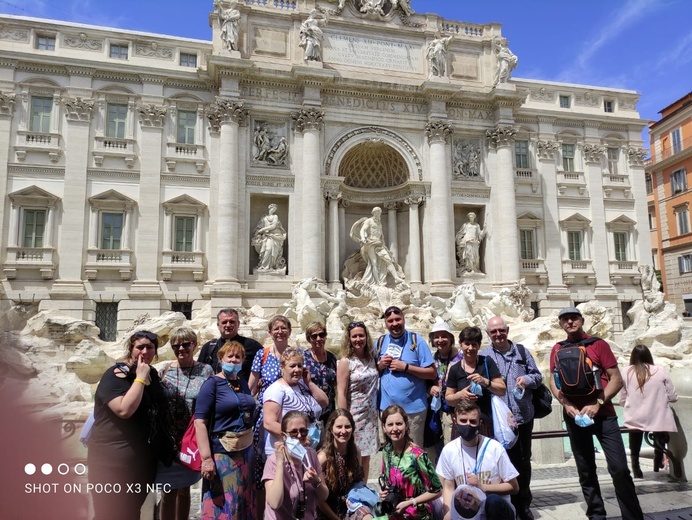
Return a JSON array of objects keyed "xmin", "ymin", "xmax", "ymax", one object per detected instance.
[
  {"xmin": 0, "ymin": 1, "xmax": 650, "ymax": 337},
  {"xmin": 647, "ymin": 92, "xmax": 692, "ymax": 312}
]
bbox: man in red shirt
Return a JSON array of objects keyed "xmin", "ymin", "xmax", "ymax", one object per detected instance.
[{"xmin": 549, "ymin": 307, "xmax": 642, "ymax": 520}]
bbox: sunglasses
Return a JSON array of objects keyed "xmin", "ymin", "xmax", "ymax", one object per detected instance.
[
  {"xmin": 285, "ymin": 428, "xmax": 309, "ymax": 438},
  {"xmin": 310, "ymin": 332, "xmax": 327, "ymax": 340},
  {"xmin": 171, "ymin": 341, "xmax": 193, "ymax": 350},
  {"xmin": 382, "ymin": 307, "xmax": 402, "ymax": 318},
  {"xmin": 348, "ymin": 321, "xmax": 365, "ymax": 329},
  {"xmin": 132, "ymin": 331, "xmax": 158, "ymax": 342}
]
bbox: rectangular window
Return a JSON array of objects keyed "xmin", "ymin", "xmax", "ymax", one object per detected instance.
[
  {"xmin": 645, "ymin": 173, "xmax": 653, "ymax": 194},
  {"xmin": 95, "ymin": 302, "xmax": 118, "ymax": 342},
  {"xmin": 36, "ymin": 35, "xmax": 55, "ymax": 51},
  {"xmin": 614, "ymin": 232, "xmax": 628, "ymax": 261},
  {"xmin": 679, "ymin": 254, "xmax": 692, "ymax": 274},
  {"xmin": 106, "ymin": 104, "xmax": 127, "ymax": 138},
  {"xmin": 171, "ymin": 302, "xmax": 193, "ymax": 320},
  {"xmin": 648, "ymin": 212, "xmax": 655, "ymax": 230},
  {"xmin": 175, "ymin": 216, "xmax": 195, "ymax": 252},
  {"xmin": 22, "ymin": 209, "xmax": 46, "ymax": 248},
  {"xmin": 109, "ymin": 44, "xmax": 128, "ymax": 60},
  {"xmin": 676, "ymin": 207, "xmax": 690, "ymax": 235},
  {"xmin": 180, "ymin": 53, "xmax": 197, "ymax": 67},
  {"xmin": 30, "ymin": 97, "xmax": 52, "ymax": 133},
  {"xmin": 520, "ymin": 229, "xmax": 536, "ymax": 260},
  {"xmin": 567, "ymin": 231, "xmax": 582, "ymax": 261},
  {"xmin": 515, "ymin": 140, "xmax": 529, "ymax": 169},
  {"xmin": 559, "ymin": 95, "xmax": 570, "ymax": 108},
  {"xmin": 604, "ymin": 100, "xmax": 614, "ymax": 113},
  {"xmin": 177, "ymin": 110, "xmax": 197, "ymax": 144},
  {"xmin": 607, "ymin": 147, "xmax": 619, "ymax": 174},
  {"xmin": 671, "ymin": 128, "xmax": 682, "ymax": 154},
  {"xmin": 672, "ymin": 168, "xmax": 687, "ymax": 193},
  {"xmin": 562, "ymin": 143, "xmax": 575, "ymax": 171},
  {"xmin": 101, "ymin": 213, "xmax": 123, "ymax": 250}
]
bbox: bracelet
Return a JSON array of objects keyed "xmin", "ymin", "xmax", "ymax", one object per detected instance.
[
  {"xmin": 404, "ymin": 363, "xmax": 409, "ymax": 373},
  {"xmin": 411, "ymin": 498, "xmax": 417, "ymax": 507},
  {"xmin": 134, "ymin": 378, "xmax": 146, "ymax": 386}
]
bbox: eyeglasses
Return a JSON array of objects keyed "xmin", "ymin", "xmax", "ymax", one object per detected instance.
[
  {"xmin": 285, "ymin": 428, "xmax": 308, "ymax": 438},
  {"xmin": 272, "ymin": 327, "xmax": 290, "ymax": 332},
  {"xmin": 133, "ymin": 331, "xmax": 158, "ymax": 342},
  {"xmin": 310, "ymin": 332, "xmax": 327, "ymax": 340},
  {"xmin": 171, "ymin": 341, "xmax": 193, "ymax": 350},
  {"xmin": 487, "ymin": 328, "xmax": 507, "ymax": 335},
  {"xmin": 348, "ymin": 321, "xmax": 365, "ymax": 329},
  {"xmin": 382, "ymin": 307, "xmax": 402, "ymax": 318}
]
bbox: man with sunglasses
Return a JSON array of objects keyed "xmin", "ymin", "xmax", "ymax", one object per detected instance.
[
  {"xmin": 377, "ymin": 306, "xmax": 436, "ymax": 448},
  {"xmin": 479, "ymin": 317, "xmax": 542, "ymax": 520},
  {"xmin": 197, "ymin": 308, "xmax": 262, "ymax": 381}
]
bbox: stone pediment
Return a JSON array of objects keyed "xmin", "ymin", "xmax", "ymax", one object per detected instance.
[
  {"xmin": 162, "ymin": 194, "xmax": 206, "ymax": 211},
  {"xmin": 88, "ymin": 190, "xmax": 136, "ymax": 210},
  {"xmin": 560, "ymin": 213, "xmax": 591, "ymax": 225},
  {"xmin": 8, "ymin": 185, "xmax": 59, "ymax": 204},
  {"xmin": 606, "ymin": 214, "xmax": 636, "ymax": 228}
]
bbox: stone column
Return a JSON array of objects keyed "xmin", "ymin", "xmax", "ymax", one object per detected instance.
[
  {"xmin": 0, "ymin": 93, "xmax": 15, "ymax": 254},
  {"xmin": 338, "ymin": 199, "xmax": 349, "ymax": 272},
  {"xmin": 405, "ymin": 196, "xmax": 424, "ymax": 284},
  {"xmin": 57, "ymin": 97, "xmax": 94, "ymax": 281},
  {"xmin": 326, "ymin": 191, "xmax": 341, "ymax": 284},
  {"xmin": 208, "ymin": 99, "xmax": 248, "ymax": 283},
  {"xmin": 426, "ymin": 120, "xmax": 454, "ymax": 284},
  {"xmin": 486, "ymin": 125, "xmax": 520, "ymax": 282},
  {"xmin": 122, "ymin": 208, "xmax": 131, "ymax": 250},
  {"xmin": 384, "ymin": 202, "xmax": 399, "ymax": 261},
  {"xmin": 293, "ymin": 108, "xmax": 325, "ymax": 280},
  {"xmin": 582, "ymin": 140, "xmax": 610, "ymax": 288}
]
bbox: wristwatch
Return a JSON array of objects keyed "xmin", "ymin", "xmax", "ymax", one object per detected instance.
[{"xmin": 596, "ymin": 398, "xmax": 605, "ymax": 406}]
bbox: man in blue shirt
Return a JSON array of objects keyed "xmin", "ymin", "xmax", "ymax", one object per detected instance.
[{"xmin": 376, "ymin": 306, "xmax": 436, "ymax": 448}]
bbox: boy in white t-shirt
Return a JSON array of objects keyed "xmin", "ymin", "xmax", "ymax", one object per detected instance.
[{"xmin": 436, "ymin": 401, "xmax": 519, "ymax": 520}]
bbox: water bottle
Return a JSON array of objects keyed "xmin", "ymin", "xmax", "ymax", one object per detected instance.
[
  {"xmin": 553, "ymin": 371, "xmax": 561, "ymax": 390},
  {"xmin": 512, "ymin": 386, "xmax": 525, "ymax": 401},
  {"xmin": 430, "ymin": 395, "xmax": 441, "ymax": 411}
]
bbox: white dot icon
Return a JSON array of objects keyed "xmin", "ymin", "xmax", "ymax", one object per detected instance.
[
  {"xmin": 24, "ymin": 463, "xmax": 36, "ymax": 475},
  {"xmin": 41, "ymin": 463, "xmax": 53, "ymax": 475}
]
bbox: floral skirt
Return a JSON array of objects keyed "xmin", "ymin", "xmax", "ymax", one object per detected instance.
[{"xmin": 201, "ymin": 441, "xmax": 255, "ymax": 520}]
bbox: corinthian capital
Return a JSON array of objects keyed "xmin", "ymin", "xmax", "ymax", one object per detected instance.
[
  {"xmin": 0, "ymin": 91, "xmax": 16, "ymax": 115},
  {"xmin": 582, "ymin": 143, "xmax": 606, "ymax": 163},
  {"xmin": 627, "ymin": 147, "xmax": 647, "ymax": 165},
  {"xmin": 485, "ymin": 125, "xmax": 517, "ymax": 148},
  {"xmin": 425, "ymin": 120, "xmax": 453, "ymax": 144},
  {"xmin": 292, "ymin": 108, "xmax": 325, "ymax": 132},
  {"xmin": 63, "ymin": 97, "xmax": 95, "ymax": 121},
  {"xmin": 404, "ymin": 195, "xmax": 424, "ymax": 207},
  {"xmin": 207, "ymin": 99, "xmax": 248, "ymax": 133},
  {"xmin": 138, "ymin": 104, "xmax": 167, "ymax": 128}
]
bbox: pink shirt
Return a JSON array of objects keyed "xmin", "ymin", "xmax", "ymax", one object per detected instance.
[
  {"xmin": 620, "ymin": 365, "xmax": 678, "ymax": 432},
  {"xmin": 263, "ymin": 448, "xmax": 321, "ymax": 520}
]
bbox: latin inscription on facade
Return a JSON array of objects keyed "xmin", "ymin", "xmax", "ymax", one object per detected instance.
[
  {"xmin": 323, "ymin": 34, "xmax": 422, "ymax": 72},
  {"xmin": 322, "ymin": 94, "xmax": 426, "ymax": 114},
  {"xmin": 241, "ymin": 86, "xmax": 301, "ymax": 103}
]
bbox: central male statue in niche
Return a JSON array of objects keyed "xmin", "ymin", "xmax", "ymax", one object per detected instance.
[
  {"xmin": 349, "ymin": 207, "xmax": 405, "ymax": 286},
  {"xmin": 456, "ymin": 212, "xmax": 486, "ymax": 273}
]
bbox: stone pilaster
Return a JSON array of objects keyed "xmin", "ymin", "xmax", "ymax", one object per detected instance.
[
  {"xmin": 326, "ymin": 191, "xmax": 341, "ymax": 284},
  {"xmin": 0, "ymin": 92, "xmax": 15, "ymax": 263},
  {"xmin": 486, "ymin": 124, "xmax": 520, "ymax": 282},
  {"xmin": 384, "ymin": 202, "xmax": 399, "ymax": 262},
  {"xmin": 405, "ymin": 195, "xmax": 424, "ymax": 284}
]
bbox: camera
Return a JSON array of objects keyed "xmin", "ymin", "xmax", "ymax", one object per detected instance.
[
  {"xmin": 295, "ymin": 499, "xmax": 307, "ymax": 519},
  {"xmin": 375, "ymin": 475, "xmax": 402, "ymax": 516}
]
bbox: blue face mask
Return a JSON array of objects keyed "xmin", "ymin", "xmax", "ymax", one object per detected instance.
[
  {"xmin": 308, "ymin": 423, "xmax": 322, "ymax": 448},
  {"xmin": 284, "ymin": 436, "xmax": 308, "ymax": 462},
  {"xmin": 469, "ymin": 381, "xmax": 484, "ymax": 396},
  {"xmin": 221, "ymin": 362, "xmax": 242, "ymax": 377},
  {"xmin": 512, "ymin": 386, "xmax": 525, "ymax": 401},
  {"xmin": 575, "ymin": 414, "xmax": 594, "ymax": 428}
]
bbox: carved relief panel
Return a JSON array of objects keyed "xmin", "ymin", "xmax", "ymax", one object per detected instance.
[{"xmin": 251, "ymin": 120, "xmax": 289, "ymax": 167}]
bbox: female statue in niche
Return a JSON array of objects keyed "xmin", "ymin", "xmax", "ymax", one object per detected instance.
[{"xmin": 252, "ymin": 204, "xmax": 287, "ymax": 271}]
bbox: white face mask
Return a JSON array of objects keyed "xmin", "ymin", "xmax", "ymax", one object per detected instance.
[{"xmin": 284, "ymin": 435, "xmax": 308, "ymax": 462}]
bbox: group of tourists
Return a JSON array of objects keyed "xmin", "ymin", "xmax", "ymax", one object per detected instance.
[{"xmin": 86, "ymin": 305, "xmax": 678, "ymax": 520}]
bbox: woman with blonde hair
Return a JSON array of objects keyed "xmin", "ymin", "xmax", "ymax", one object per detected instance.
[
  {"xmin": 620, "ymin": 344, "xmax": 678, "ymax": 478},
  {"xmin": 304, "ymin": 321, "xmax": 338, "ymax": 430},
  {"xmin": 336, "ymin": 321, "xmax": 379, "ymax": 478}
]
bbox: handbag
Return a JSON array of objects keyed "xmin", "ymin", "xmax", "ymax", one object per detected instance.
[
  {"xmin": 178, "ymin": 415, "xmax": 202, "ymax": 471},
  {"xmin": 515, "ymin": 344, "xmax": 553, "ymax": 419},
  {"xmin": 491, "ymin": 395, "xmax": 518, "ymax": 449}
]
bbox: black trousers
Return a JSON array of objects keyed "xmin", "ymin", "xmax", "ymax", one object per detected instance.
[
  {"xmin": 564, "ymin": 414, "xmax": 643, "ymax": 520},
  {"xmin": 507, "ymin": 419, "xmax": 534, "ymax": 513}
]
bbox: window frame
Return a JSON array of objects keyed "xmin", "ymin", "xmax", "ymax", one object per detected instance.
[
  {"xmin": 604, "ymin": 100, "xmax": 615, "ymax": 113},
  {"xmin": 35, "ymin": 34, "xmax": 56, "ymax": 51},
  {"xmin": 29, "ymin": 96, "xmax": 53, "ymax": 133},
  {"xmin": 174, "ymin": 215, "xmax": 196, "ymax": 252},
  {"xmin": 645, "ymin": 173, "xmax": 653, "ymax": 194},
  {"xmin": 514, "ymin": 140, "xmax": 529, "ymax": 169},
  {"xmin": 100, "ymin": 212, "xmax": 124, "ymax": 250},
  {"xmin": 679, "ymin": 254, "xmax": 692, "ymax": 275},
  {"xmin": 109, "ymin": 43, "xmax": 129, "ymax": 60},
  {"xmin": 676, "ymin": 205, "xmax": 690, "ymax": 236},
  {"xmin": 519, "ymin": 228, "xmax": 536, "ymax": 260},
  {"xmin": 176, "ymin": 110, "xmax": 197, "ymax": 145},
  {"xmin": 567, "ymin": 230, "xmax": 583, "ymax": 261},
  {"xmin": 607, "ymin": 147, "xmax": 619, "ymax": 175},
  {"xmin": 672, "ymin": 168, "xmax": 687, "ymax": 194},
  {"xmin": 559, "ymin": 95, "xmax": 571, "ymax": 108},
  {"xmin": 21, "ymin": 208, "xmax": 47, "ymax": 248},
  {"xmin": 562, "ymin": 143, "xmax": 575, "ymax": 172},
  {"xmin": 179, "ymin": 52, "xmax": 197, "ymax": 68},
  {"xmin": 106, "ymin": 103, "xmax": 128, "ymax": 139},
  {"xmin": 671, "ymin": 128, "xmax": 682, "ymax": 155}
]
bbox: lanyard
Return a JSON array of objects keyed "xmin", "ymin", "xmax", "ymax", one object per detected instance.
[{"xmin": 460, "ymin": 437, "xmax": 489, "ymax": 478}]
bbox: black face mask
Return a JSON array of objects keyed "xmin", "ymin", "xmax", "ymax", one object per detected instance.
[{"xmin": 456, "ymin": 424, "xmax": 479, "ymax": 441}]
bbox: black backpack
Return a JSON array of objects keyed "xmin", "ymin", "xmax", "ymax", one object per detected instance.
[
  {"xmin": 515, "ymin": 344, "xmax": 553, "ymax": 419},
  {"xmin": 553, "ymin": 337, "xmax": 600, "ymax": 397}
]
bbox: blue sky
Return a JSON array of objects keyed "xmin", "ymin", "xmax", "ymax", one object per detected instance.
[{"xmin": 1, "ymin": 0, "xmax": 690, "ymax": 144}]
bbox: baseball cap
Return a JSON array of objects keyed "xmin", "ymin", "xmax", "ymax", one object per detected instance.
[
  {"xmin": 558, "ymin": 306, "xmax": 582, "ymax": 319},
  {"xmin": 451, "ymin": 484, "xmax": 486, "ymax": 520}
]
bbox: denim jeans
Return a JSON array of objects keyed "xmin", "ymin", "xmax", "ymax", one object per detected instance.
[
  {"xmin": 485, "ymin": 493, "xmax": 516, "ymax": 520},
  {"xmin": 564, "ymin": 414, "xmax": 643, "ymax": 520}
]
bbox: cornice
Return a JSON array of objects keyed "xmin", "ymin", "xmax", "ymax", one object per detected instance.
[
  {"xmin": 66, "ymin": 66, "xmax": 95, "ymax": 77},
  {"xmin": 139, "ymin": 74, "xmax": 167, "ymax": 85},
  {"xmin": 8, "ymin": 164, "xmax": 65, "ymax": 176},
  {"xmin": 246, "ymin": 173, "xmax": 295, "ymax": 189},
  {"xmin": 161, "ymin": 173, "xmax": 210, "ymax": 184},
  {"xmin": 321, "ymin": 87, "xmax": 425, "ymax": 104},
  {"xmin": 87, "ymin": 169, "xmax": 140, "ymax": 180},
  {"xmin": 164, "ymin": 78, "xmax": 216, "ymax": 91},
  {"xmin": 14, "ymin": 61, "xmax": 69, "ymax": 77},
  {"xmin": 93, "ymin": 70, "xmax": 143, "ymax": 83},
  {"xmin": 450, "ymin": 184, "xmax": 491, "ymax": 199}
]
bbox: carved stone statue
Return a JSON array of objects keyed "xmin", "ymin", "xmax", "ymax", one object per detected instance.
[
  {"xmin": 314, "ymin": 285, "xmax": 349, "ymax": 333},
  {"xmin": 265, "ymin": 137, "xmax": 288, "ymax": 165},
  {"xmin": 391, "ymin": 0, "xmax": 414, "ymax": 16},
  {"xmin": 251, "ymin": 204, "xmax": 287, "ymax": 272},
  {"xmin": 426, "ymin": 34, "xmax": 453, "ymax": 77},
  {"xmin": 349, "ymin": 207, "xmax": 405, "ymax": 286},
  {"xmin": 299, "ymin": 10, "xmax": 327, "ymax": 62},
  {"xmin": 640, "ymin": 265, "xmax": 664, "ymax": 313},
  {"xmin": 493, "ymin": 37, "xmax": 518, "ymax": 86},
  {"xmin": 214, "ymin": 0, "xmax": 241, "ymax": 52},
  {"xmin": 453, "ymin": 140, "xmax": 481, "ymax": 178},
  {"xmin": 456, "ymin": 212, "xmax": 486, "ymax": 273}
]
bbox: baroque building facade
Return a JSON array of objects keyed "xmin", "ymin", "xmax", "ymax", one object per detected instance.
[{"xmin": 0, "ymin": 1, "xmax": 649, "ymax": 337}]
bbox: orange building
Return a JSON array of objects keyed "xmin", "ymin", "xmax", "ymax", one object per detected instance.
[{"xmin": 647, "ymin": 91, "xmax": 692, "ymax": 312}]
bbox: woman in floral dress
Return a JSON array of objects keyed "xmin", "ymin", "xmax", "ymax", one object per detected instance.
[
  {"xmin": 303, "ymin": 321, "xmax": 338, "ymax": 431},
  {"xmin": 378, "ymin": 405, "xmax": 442, "ymax": 520},
  {"xmin": 337, "ymin": 321, "xmax": 379, "ymax": 479}
]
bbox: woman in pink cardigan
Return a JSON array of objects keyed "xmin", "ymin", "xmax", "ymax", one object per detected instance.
[{"xmin": 620, "ymin": 344, "xmax": 678, "ymax": 478}]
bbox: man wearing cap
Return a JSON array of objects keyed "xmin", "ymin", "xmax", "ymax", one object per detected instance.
[
  {"xmin": 377, "ymin": 306, "xmax": 436, "ymax": 448},
  {"xmin": 436, "ymin": 401, "xmax": 518, "ymax": 520},
  {"xmin": 479, "ymin": 317, "xmax": 542, "ymax": 520},
  {"xmin": 197, "ymin": 308, "xmax": 262, "ymax": 381},
  {"xmin": 549, "ymin": 307, "xmax": 643, "ymax": 520},
  {"xmin": 428, "ymin": 321, "xmax": 463, "ymax": 461}
]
